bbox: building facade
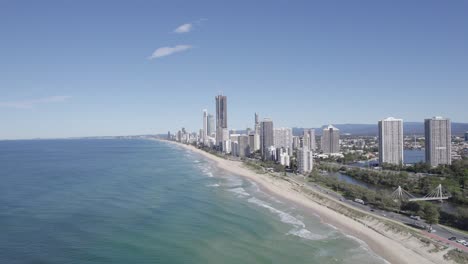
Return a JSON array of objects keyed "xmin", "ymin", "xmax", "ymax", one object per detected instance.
[
  {"xmin": 260, "ymin": 119, "xmax": 274, "ymax": 160},
  {"xmin": 274, "ymin": 127, "xmax": 293, "ymax": 154},
  {"xmin": 302, "ymin": 129, "xmax": 316, "ymax": 151},
  {"xmin": 297, "ymin": 148, "xmax": 313, "ymax": 174},
  {"xmin": 321, "ymin": 125, "xmax": 340, "ymax": 154},
  {"xmin": 378, "ymin": 117, "xmax": 404, "ymax": 165},
  {"xmin": 207, "ymin": 113, "xmax": 215, "ymax": 137},
  {"xmin": 425, "ymin": 117, "xmax": 451, "ymax": 166},
  {"xmin": 202, "ymin": 109, "xmax": 208, "ymax": 144},
  {"xmin": 215, "ymin": 94, "xmax": 228, "ymax": 147}
]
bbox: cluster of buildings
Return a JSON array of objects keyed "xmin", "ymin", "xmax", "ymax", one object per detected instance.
[
  {"xmin": 378, "ymin": 117, "xmax": 453, "ymax": 167},
  {"xmin": 168, "ymin": 94, "xmax": 460, "ymax": 175},
  {"xmin": 169, "ymin": 94, "xmax": 346, "ymax": 175}
]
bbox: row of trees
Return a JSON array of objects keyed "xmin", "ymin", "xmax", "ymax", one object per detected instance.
[
  {"xmin": 318, "ymin": 163, "xmax": 468, "ymax": 206},
  {"xmin": 308, "ymin": 170, "xmax": 400, "ymax": 211},
  {"xmin": 309, "ymin": 170, "xmax": 443, "ymax": 226}
]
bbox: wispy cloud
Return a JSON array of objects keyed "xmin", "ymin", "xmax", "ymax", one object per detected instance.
[
  {"xmin": 173, "ymin": 19, "xmax": 207, "ymax": 34},
  {"xmin": 148, "ymin": 45, "xmax": 192, "ymax": 60},
  {"xmin": 0, "ymin": 96, "xmax": 72, "ymax": 109},
  {"xmin": 174, "ymin": 23, "xmax": 192, "ymax": 33}
]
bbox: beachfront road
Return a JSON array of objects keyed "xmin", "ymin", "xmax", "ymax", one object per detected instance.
[{"xmin": 277, "ymin": 172, "xmax": 468, "ymax": 253}]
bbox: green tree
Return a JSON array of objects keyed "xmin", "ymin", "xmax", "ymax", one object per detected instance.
[{"xmin": 423, "ymin": 203, "xmax": 439, "ymax": 225}]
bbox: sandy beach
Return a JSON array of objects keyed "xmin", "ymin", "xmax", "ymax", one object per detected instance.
[{"xmin": 162, "ymin": 139, "xmax": 457, "ymax": 264}]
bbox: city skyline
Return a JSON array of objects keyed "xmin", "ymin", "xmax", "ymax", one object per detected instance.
[{"xmin": 1, "ymin": 1, "xmax": 468, "ymax": 140}]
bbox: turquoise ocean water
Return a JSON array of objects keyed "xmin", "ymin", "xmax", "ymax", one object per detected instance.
[{"xmin": 0, "ymin": 139, "xmax": 387, "ymax": 263}]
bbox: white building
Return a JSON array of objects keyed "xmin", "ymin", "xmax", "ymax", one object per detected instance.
[
  {"xmin": 279, "ymin": 152, "xmax": 290, "ymax": 167},
  {"xmin": 297, "ymin": 148, "xmax": 313, "ymax": 174},
  {"xmin": 202, "ymin": 109, "xmax": 208, "ymax": 144},
  {"xmin": 425, "ymin": 117, "xmax": 451, "ymax": 166},
  {"xmin": 378, "ymin": 117, "xmax": 404, "ymax": 165},
  {"xmin": 274, "ymin": 127, "xmax": 293, "ymax": 154},
  {"xmin": 248, "ymin": 133, "xmax": 260, "ymax": 152},
  {"xmin": 321, "ymin": 125, "xmax": 340, "ymax": 154},
  {"xmin": 302, "ymin": 129, "xmax": 316, "ymax": 150}
]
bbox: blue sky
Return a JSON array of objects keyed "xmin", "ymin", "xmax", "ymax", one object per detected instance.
[{"xmin": 0, "ymin": 0, "xmax": 467, "ymax": 139}]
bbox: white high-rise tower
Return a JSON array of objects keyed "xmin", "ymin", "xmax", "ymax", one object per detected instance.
[
  {"xmin": 425, "ymin": 117, "xmax": 451, "ymax": 166},
  {"xmin": 378, "ymin": 117, "xmax": 403, "ymax": 165}
]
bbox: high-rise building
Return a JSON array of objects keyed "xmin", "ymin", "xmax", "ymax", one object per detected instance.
[
  {"xmin": 302, "ymin": 129, "xmax": 316, "ymax": 150},
  {"xmin": 425, "ymin": 117, "xmax": 451, "ymax": 166},
  {"xmin": 378, "ymin": 117, "xmax": 404, "ymax": 165},
  {"xmin": 248, "ymin": 133, "xmax": 260, "ymax": 152},
  {"xmin": 215, "ymin": 94, "xmax": 228, "ymax": 147},
  {"xmin": 274, "ymin": 128, "xmax": 293, "ymax": 152},
  {"xmin": 202, "ymin": 109, "xmax": 208, "ymax": 144},
  {"xmin": 465, "ymin": 131, "xmax": 468, "ymax": 142},
  {"xmin": 321, "ymin": 125, "xmax": 340, "ymax": 154},
  {"xmin": 297, "ymin": 148, "xmax": 313, "ymax": 174},
  {"xmin": 238, "ymin": 135, "xmax": 250, "ymax": 158},
  {"xmin": 254, "ymin": 112, "xmax": 260, "ymax": 135},
  {"xmin": 167, "ymin": 131, "xmax": 171, "ymax": 140},
  {"xmin": 292, "ymin": 136, "xmax": 300, "ymax": 150},
  {"xmin": 260, "ymin": 118, "xmax": 274, "ymax": 160},
  {"xmin": 207, "ymin": 113, "xmax": 215, "ymax": 137}
]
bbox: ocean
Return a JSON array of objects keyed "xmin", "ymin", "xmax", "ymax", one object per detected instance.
[{"xmin": 0, "ymin": 139, "xmax": 387, "ymax": 264}]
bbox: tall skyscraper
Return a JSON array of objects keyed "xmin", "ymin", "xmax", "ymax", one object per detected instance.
[
  {"xmin": 202, "ymin": 109, "xmax": 208, "ymax": 144},
  {"xmin": 465, "ymin": 131, "xmax": 468, "ymax": 142},
  {"xmin": 274, "ymin": 127, "xmax": 293, "ymax": 152},
  {"xmin": 248, "ymin": 133, "xmax": 260, "ymax": 152},
  {"xmin": 207, "ymin": 113, "xmax": 215, "ymax": 137},
  {"xmin": 321, "ymin": 125, "xmax": 340, "ymax": 154},
  {"xmin": 215, "ymin": 94, "xmax": 227, "ymax": 146},
  {"xmin": 237, "ymin": 135, "xmax": 250, "ymax": 158},
  {"xmin": 260, "ymin": 118, "xmax": 274, "ymax": 160},
  {"xmin": 378, "ymin": 117, "xmax": 404, "ymax": 165},
  {"xmin": 297, "ymin": 148, "xmax": 313, "ymax": 174},
  {"xmin": 425, "ymin": 117, "xmax": 451, "ymax": 166},
  {"xmin": 302, "ymin": 129, "xmax": 316, "ymax": 150},
  {"xmin": 254, "ymin": 112, "xmax": 260, "ymax": 135}
]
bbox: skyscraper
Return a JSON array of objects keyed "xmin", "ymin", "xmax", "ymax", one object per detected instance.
[
  {"xmin": 202, "ymin": 109, "xmax": 208, "ymax": 144},
  {"xmin": 237, "ymin": 135, "xmax": 250, "ymax": 158},
  {"xmin": 274, "ymin": 127, "xmax": 293, "ymax": 153},
  {"xmin": 321, "ymin": 125, "xmax": 340, "ymax": 154},
  {"xmin": 207, "ymin": 113, "xmax": 215, "ymax": 137},
  {"xmin": 378, "ymin": 117, "xmax": 404, "ymax": 165},
  {"xmin": 254, "ymin": 112, "xmax": 260, "ymax": 135},
  {"xmin": 425, "ymin": 117, "xmax": 451, "ymax": 166},
  {"xmin": 302, "ymin": 129, "xmax": 316, "ymax": 150},
  {"xmin": 215, "ymin": 94, "xmax": 227, "ymax": 146},
  {"xmin": 260, "ymin": 118, "xmax": 274, "ymax": 160},
  {"xmin": 297, "ymin": 148, "xmax": 313, "ymax": 174}
]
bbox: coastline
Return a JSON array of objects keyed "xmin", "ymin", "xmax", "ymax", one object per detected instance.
[{"xmin": 161, "ymin": 139, "xmax": 455, "ymax": 264}]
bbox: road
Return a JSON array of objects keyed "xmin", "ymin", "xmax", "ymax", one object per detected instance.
[{"xmin": 271, "ymin": 171, "xmax": 468, "ymax": 252}]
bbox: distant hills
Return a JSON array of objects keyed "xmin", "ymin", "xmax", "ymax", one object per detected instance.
[{"xmin": 293, "ymin": 122, "xmax": 468, "ymax": 136}]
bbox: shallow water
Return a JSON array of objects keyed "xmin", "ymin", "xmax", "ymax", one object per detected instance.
[{"xmin": 0, "ymin": 139, "xmax": 387, "ymax": 263}]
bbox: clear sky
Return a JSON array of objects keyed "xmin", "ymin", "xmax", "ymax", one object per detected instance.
[{"xmin": 1, "ymin": 0, "xmax": 467, "ymax": 139}]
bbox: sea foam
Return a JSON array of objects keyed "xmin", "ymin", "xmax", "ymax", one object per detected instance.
[
  {"xmin": 247, "ymin": 197, "xmax": 326, "ymax": 240},
  {"xmin": 229, "ymin": 187, "xmax": 250, "ymax": 197}
]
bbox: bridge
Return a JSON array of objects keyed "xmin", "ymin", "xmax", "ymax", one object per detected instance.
[{"xmin": 391, "ymin": 184, "xmax": 451, "ymax": 202}]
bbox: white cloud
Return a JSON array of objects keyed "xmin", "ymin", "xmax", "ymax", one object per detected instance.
[
  {"xmin": 148, "ymin": 45, "xmax": 192, "ymax": 60},
  {"xmin": 0, "ymin": 96, "xmax": 72, "ymax": 109},
  {"xmin": 174, "ymin": 23, "xmax": 193, "ymax": 33}
]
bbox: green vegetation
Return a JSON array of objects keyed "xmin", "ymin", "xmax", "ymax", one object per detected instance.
[
  {"xmin": 308, "ymin": 169, "xmax": 400, "ymax": 211},
  {"xmin": 444, "ymin": 249, "xmax": 468, "ymax": 264},
  {"xmin": 318, "ymin": 162, "xmax": 468, "ymax": 206},
  {"xmin": 440, "ymin": 207, "xmax": 468, "ymax": 231}
]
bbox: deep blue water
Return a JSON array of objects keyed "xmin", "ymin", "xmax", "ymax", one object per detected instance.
[{"xmin": 0, "ymin": 139, "xmax": 386, "ymax": 263}]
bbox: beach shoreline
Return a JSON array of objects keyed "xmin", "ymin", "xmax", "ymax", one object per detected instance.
[{"xmin": 160, "ymin": 139, "xmax": 454, "ymax": 264}]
